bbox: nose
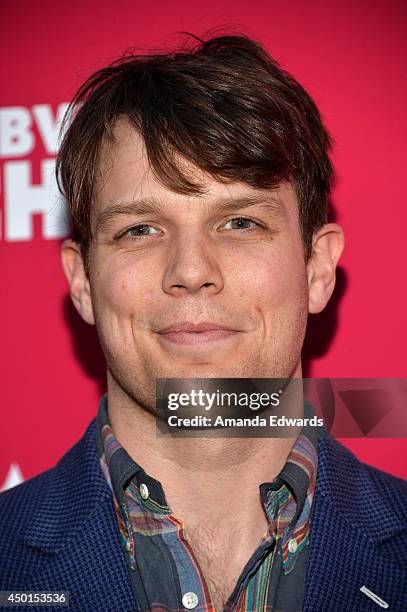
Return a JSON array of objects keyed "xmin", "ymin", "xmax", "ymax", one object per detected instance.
[{"xmin": 162, "ymin": 232, "xmax": 224, "ymax": 297}]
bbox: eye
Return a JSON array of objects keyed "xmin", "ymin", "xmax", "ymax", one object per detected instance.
[
  {"xmin": 121, "ymin": 224, "xmax": 160, "ymax": 239},
  {"xmin": 222, "ymin": 217, "xmax": 260, "ymax": 231}
]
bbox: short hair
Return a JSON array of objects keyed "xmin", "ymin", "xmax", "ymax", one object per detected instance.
[{"xmin": 56, "ymin": 33, "xmax": 333, "ymax": 269}]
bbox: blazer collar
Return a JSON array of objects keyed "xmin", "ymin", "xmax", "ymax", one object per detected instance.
[
  {"xmin": 22, "ymin": 419, "xmax": 111, "ymax": 553},
  {"xmin": 304, "ymin": 435, "xmax": 407, "ymax": 611},
  {"xmin": 315, "ymin": 434, "xmax": 406, "ymax": 542}
]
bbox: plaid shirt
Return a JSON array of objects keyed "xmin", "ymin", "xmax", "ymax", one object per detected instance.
[{"xmin": 96, "ymin": 397, "xmax": 326, "ymax": 611}]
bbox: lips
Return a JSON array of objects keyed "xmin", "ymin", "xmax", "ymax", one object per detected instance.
[
  {"xmin": 158, "ymin": 329, "xmax": 239, "ymax": 345},
  {"xmin": 157, "ymin": 321, "xmax": 237, "ymax": 333},
  {"xmin": 156, "ymin": 322, "xmax": 240, "ymax": 345}
]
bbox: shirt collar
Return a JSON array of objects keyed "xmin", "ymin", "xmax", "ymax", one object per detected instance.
[
  {"xmin": 96, "ymin": 395, "xmax": 169, "ymax": 509},
  {"xmin": 261, "ymin": 398, "xmax": 329, "ymax": 527},
  {"xmin": 96, "ymin": 393, "xmax": 328, "ymax": 521}
]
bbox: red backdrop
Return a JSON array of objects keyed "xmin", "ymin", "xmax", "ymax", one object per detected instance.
[{"xmin": 1, "ymin": 0, "xmax": 406, "ymax": 490}]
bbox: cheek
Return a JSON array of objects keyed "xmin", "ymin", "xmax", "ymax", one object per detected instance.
[
  {"xmin": 237, "ymin": 248, "xmax": 307, "ymax": 312},
  {"xmin": 92, "ymin": 257, "xmax": 159, "ymax": 350},
  {"xmin": 92, "ymin": 253, "xmax": 157, "ymax": 326}
]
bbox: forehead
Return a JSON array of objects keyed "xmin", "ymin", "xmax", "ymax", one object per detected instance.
[{"xmin": 93, "ymin": 118, "xmax": 298, "ymax": 220}]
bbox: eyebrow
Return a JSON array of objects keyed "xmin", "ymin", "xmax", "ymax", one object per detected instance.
[{"xmin": 95, "ymin": 194, "xmax": 285, "ymax": 234}]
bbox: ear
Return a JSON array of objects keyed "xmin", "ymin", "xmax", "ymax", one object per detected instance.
[
  {"xmin": 60, "ymin": 239, "xmax": 95, "ymax": 325},
  {"xmin": 307, "ymin": 223, "xmax": 345, "ymax": 314}
]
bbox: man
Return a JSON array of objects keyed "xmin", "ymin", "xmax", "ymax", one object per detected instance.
[{"xmin": 0, "ymin": 34, "xmax": 406, "ymax": 612}]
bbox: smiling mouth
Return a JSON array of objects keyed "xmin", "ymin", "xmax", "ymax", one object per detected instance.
[{"xmin": 157, "ymin": 329, "xmax": 240, "ymax": 346}]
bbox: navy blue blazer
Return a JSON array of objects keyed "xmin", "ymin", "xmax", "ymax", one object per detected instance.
[{"xmin": 0, "ymin": 419, "xmax": 406, "ymax": 611}]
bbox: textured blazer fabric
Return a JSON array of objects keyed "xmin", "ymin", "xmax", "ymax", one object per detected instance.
[{"xmin": 0, "ymin": 420, "xmax": 406, "ymax": 611}]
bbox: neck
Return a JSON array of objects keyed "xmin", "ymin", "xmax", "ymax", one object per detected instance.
[{"xmin": 107, "ymin": 362, "xmax": 303, "ymax": 531}]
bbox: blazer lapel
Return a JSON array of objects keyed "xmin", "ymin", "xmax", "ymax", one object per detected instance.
[
  {"xmin": 304, "ymin": 436, "xmax": 407, "ymax": 611},
  {"xmin": 20, "ymin": 420, "xmax": 138, "ymax": 611}
]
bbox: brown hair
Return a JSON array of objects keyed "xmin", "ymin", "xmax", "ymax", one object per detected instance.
[{"xmin": 56, "ymin": 34, "xmax": 333, "ymax": 268}]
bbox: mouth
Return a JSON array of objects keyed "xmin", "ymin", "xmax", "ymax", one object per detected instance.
[
  {"xmin": 155, "ymin": 320, "xmax": 243, "ymax": 347},
  {"xmin": 156, "ymin": 329, "xmax": 240, "ymax": 346}
]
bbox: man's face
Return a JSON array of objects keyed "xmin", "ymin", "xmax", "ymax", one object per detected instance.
[{"xmin": 85, "ymin": 120, "xmax": 309, "ymax": 412}]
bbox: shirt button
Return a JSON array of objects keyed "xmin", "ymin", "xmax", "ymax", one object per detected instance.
[
  {"xmin": 139, "ymin": 483, "xmax": 149, "ymax": 500},
  {"xmin": 288, "ymin": 538, "xmax": 298, "ymax": 553},
  {"xmin": 182, "ymin": 592, "xmax": 198, "ymax": 609}
]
